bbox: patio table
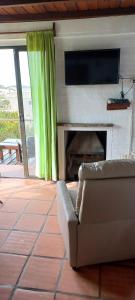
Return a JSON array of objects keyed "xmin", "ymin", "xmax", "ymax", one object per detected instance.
[{"xmin": 0, "ymin": 138, "xmax": 22, "ymax": 162}]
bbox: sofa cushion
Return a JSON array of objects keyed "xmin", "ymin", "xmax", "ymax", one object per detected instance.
[
  {"xmin": 76, "ymin": 159, "xmax": 135, "ymax": 213},
  {"xmin": 79, "ymin": 159, "xmax": 135, "ymax": 180}
]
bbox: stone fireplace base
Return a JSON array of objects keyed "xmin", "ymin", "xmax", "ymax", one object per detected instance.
[{"xmin": 57, "ymin": 123, "xmax": 113, "ymax": 180}]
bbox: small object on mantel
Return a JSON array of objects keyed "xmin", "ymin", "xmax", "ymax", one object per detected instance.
[{"xmin": 107, "ymin": 98, "xmax": 130, "ymax": 110}]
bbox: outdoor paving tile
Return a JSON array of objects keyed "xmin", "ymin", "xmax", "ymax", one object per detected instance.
[
  {"xmin": 0, "ymin": 253, "xmax": 26, "ymax": 285},
  {"xmin": 25, "ymin": 200, "xmax": 51, "ymax": 214},
  {"xmin": 101, "ymin": 265, "xmax": 135, "ymax": 300},
  {"xmin": 0, "ymin": 231, "xmax": 38, "ymax": 255},
  {"xmin": 0, "ymin": 199, "xmax": 29, "ymax": 213},
  {"xmin": 58, "ymin": 261, "xmax": 99, "ymax": 297},
  {"xmin": 19, "ymin": 256, "xmax": 61, "ymax": 290},
  {"xmin": 0, "ymin": 230, "xmax": 10, "ymax": 247},
  {"xmin": 0, "ymin": 212, "xmax": 18, "ymax": 229},
  {"xmin": 14, "ymin": 214, "xmax": 45, "ymax": 232},
  {"xmin": 43, "ymin": 216, "xmax": 61, "ymax": 234},
  {"xmin": 0, "ymin": 287, "xmax": 13, "ymax": 300},
  {"xmin": 33, "ymin": 233, "xmax": 65, "ymax": 258},
  {"xmin": 49, "ymin": 199, "xmax": 57, "ymax": 215},
  {"xmin": 13, "ymin": 289, "xmax": 54, "ymax": 300},
  {"xmin": 0, "ymin": 165, "xmax": 24, "ymax": 178}
]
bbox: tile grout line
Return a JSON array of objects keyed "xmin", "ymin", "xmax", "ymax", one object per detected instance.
[
  {"xmin": 10, "ymin": 224, "xmax": 47, "ymax": 299},
  {"xmin": 0, "ymin": 204, "xmax": 59, "ymax": 243},
  {"xmin": 0, "ymin": 182, "xmax": 61, "ymax": 299},
  {"xmin": 0, "ymin": 228, "xmax": 61, "ymax": 234},
  {"xmin": 0, "ymin": 251, "xmax": 67, "ymax": 259},
  {"xmin": 7, "ymin": 194, "xmax": 40, "ymax": 300},
  {"xmin": 41, "ymin": 200, "xmax": 56, "ymax": 234},
  {"xmin": 0, "ymin": 200, "xmax": 31, "ymax": 249},
  {"xmin": 39, "ymin": 195, "xmax": 56, "ymax": 233},
  {"xmin": 10, "ymin": 192, "xmax": 56, "ymax": 299},
  {"xmin": 55, "ymin": 251, "xmax": 69, "ymax": 297},
  {"xmin": 9, "ymin": 255, "xmax": 30, "ymax": 300},
  {"xmin": 0, "ymin": 230, "xmax": 11, "ymax": 249},
  {"xmin": 9, "ymin": 286, "xmax": 101, "ymax": 299},
  {"xmin": 55, "ymin": 290, "xmax": 102, "ymax": 299},
  {"xmin": 0, "ymin": 189, "xmax": 56, "ymax": 203},
  {"xmin": 10, "ymin": 200, "xmax": 31, "ymax": 230},
  {"xmin": 0, "ymin": 207, "xmax": 52, "ymax": 216},
  {"xmin": 0, "ymin": 193, "xmax": 56, "ymax": 235},
  {"xmin": 54, "ymin": 255, "xmax": 65, "ymax": 299}
]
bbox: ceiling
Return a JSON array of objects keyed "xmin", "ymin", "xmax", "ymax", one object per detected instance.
[{"xmin": 0, "ymin": 0, "xmax": 135, "ymax": 23}]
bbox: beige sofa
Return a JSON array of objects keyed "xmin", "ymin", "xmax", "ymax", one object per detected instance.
[{"xmin": 57, "ymin": 159, "xmax": 135, "ymax": 268}]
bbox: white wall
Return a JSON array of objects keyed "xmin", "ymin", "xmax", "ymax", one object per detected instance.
[
  {"xmin": 0, "ymin": 15, "xmax": 135, "ymax": 157},
  {"xmin": 55, "ymin": 16, "xmax": 135, "ymax": 158}
]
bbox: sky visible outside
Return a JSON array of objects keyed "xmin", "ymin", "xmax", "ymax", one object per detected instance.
[{"xmin": 0, "ymin": 49, "xmax": 30, "ymax": 87}]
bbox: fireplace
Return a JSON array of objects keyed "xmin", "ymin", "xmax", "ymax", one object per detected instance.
[
  {"xmin": 57, "ymin": 123, "xmax": 113, "ymax": 180},
  {"xmin": 66, "ymin": 131, "xmax": 106, "ymax": 180}
]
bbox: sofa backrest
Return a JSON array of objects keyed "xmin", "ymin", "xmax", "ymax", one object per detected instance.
[{"xmin": 76, "ymin": 159, "xmax": 135, "ymax": 223}]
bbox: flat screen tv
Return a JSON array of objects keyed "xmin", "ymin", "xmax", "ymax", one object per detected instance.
[{"xmin": 65, "ymin": 49, "xmax": 120, "ymax": 85}]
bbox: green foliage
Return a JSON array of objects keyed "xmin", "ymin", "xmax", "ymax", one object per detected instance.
[
  {"xmin": 0, "ymin": 111, "xmax": 19, "ymax": 119},
  {"xmin": 0, "ymin": 111, "xmax": 20, "ymax": 142}
]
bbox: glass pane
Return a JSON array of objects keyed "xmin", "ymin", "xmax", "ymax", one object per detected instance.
[
  {"xmin": 0, "ymin": 49, "xmax": 23, "ymax": 178},
  {"xmin": 19, "ymin": 51, "xmax": 35, "ymax": 177}
]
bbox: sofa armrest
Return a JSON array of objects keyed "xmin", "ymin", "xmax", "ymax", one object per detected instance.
[{"xmin": 57, "ymin": 181, "xmax": 78, "ymax": 267}]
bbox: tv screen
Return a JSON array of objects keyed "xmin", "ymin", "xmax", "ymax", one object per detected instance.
[{"xmin": 65, "ymin": 49, "xmax": 120, "ymax": 85}]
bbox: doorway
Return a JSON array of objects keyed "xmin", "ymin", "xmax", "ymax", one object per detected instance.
[{"xmin": 0, "ymin": 47, "xmax": 35, "ymax": 178}]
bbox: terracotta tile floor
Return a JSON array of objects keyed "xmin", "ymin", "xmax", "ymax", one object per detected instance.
[{"xmin": 0, "ymin": 178, "xmax": 135, "ymax": 300}]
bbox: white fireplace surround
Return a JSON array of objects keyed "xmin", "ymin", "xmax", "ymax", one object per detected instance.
[{"xmin": 58, "ymin": 123, "xmax": 113, "ymax": 180}]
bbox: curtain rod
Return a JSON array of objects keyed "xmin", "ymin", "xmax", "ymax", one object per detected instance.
[{"xmin": 0, "ymin": 21, "xmax": 56, "ymax": 36}]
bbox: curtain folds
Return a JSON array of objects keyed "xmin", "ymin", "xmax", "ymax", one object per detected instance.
[{"xmin": 26, "ymin": 31, "xmax": 57, "ymax": 180}]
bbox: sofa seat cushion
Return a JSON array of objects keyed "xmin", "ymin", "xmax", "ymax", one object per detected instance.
[{"xmin": 76, "ymin": 159, "xmax": 135, "ymax": 214}]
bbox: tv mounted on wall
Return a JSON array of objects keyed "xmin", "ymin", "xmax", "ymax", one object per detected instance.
[{"xmin": 65, "ymin": 49, "xmax": 120, "ymax": 85}]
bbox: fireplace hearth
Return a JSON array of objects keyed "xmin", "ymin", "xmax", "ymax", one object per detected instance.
[
  {"xmin": 66, "ymin": 131, "xmax": 106, "ymax": 180},
  {"xmin": 57, "ymin": 123, "xmax": 113, "ymax": 180}
]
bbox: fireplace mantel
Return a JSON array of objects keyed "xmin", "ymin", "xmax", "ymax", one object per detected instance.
[
  {"xmin": 57, "ymin": 123, "xmax": 114, "ymax": 127},
  {"xmin": 57, "ymin": 123, "xmax": 113, "ymax": 180}
]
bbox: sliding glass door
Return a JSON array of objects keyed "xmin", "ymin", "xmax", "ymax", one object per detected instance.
[
  {"xmin": 19, "ymin": 50, "xmax": 35, "ymax": 177},
  {"xmin": 0, "ymin": 47, "xmax": 35, "ymax": 178}
]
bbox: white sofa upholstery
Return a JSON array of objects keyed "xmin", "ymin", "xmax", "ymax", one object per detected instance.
[{"xmin": 57, "ymin": 159, "xmax": 135, "ymax": 268}]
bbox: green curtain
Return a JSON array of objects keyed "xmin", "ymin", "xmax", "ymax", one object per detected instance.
[{"xmin": 26, "ymin": 31, "xmax": 57, "ymax": 180}]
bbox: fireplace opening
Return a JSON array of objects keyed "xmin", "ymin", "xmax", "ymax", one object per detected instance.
[{"xmin": 66, "ymin": 131, "xmax": 107, "ymax": 181}]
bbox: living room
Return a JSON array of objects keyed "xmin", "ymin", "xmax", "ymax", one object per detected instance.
[
  {"xmin": 0, "ymin": 13, "xmax": 135, "ymax": 179},
  {"xmin": 1, "ymin": 1, "xmax": 135, "ymax": 299}
]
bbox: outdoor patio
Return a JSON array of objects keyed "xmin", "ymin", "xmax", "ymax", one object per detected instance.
[
  {"xmin": 0, "ymin": 144, "xmax": 24, "ymax": 178},
  {"xmin": 0, "ymin": 178, "xmax": 135, "ymax": 300},
  {"xmin": 0, "ymin": 151, "xmax": 35, "ymax": 178}
]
